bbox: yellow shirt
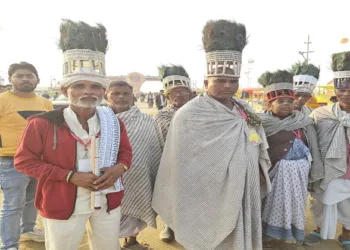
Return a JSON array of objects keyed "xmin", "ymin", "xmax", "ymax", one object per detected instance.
[{"xmin": 0, "ymin": 91, "xmax": 53, "ymax": 156}]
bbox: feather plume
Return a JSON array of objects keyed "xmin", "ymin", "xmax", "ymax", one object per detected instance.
[
  {"xmin": 158, "ymin": 64, "xmax": 189, "ymax": 80},
  {"xmin": 331, "ymin": 51, "xmax": 350, "ymax": 71},
  {"xmin": 58, "ymin": 19, "xmax": 108, "ymax": 53},
  {"xmin": 258, "ymin": 70, "xmax": 293, "ymax": 87},
  {"xmin": 290, "ymin": 61, "xmax": 320, "ymax": 79},
  {"xmin": 202, "ymin": 19, "xmax": 248, "ymax": 52}
]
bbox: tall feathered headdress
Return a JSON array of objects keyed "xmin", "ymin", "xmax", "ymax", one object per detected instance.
[
  {"xmin": 58, "ymin": 19, "xmax": 110, "ymax": 88},
  {"xmin": 291, "ymin": 61, "xmax": 320, "ymax": 93},
  {"xmin": 331, "ymin": 51, "xmax": 350, "ymax": 89},
  {"xmin": 258, "ymin": 70, "xmax": 294, "ymax": 102},
  {"xmin": 158, "ymin": 64, "xmax": 191, "ymax": 95},
  {"xmin": 202, "ymin": 19, "xmax": 248, "ymax": 78}
]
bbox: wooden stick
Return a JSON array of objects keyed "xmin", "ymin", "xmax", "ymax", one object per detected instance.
[{"xmin": 90, "ymin": 135, "xmax": 96, "ymax": 210}]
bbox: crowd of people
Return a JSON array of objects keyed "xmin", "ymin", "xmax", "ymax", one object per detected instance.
[{"xmin": 1, "ymin": 18, "xmax": 350, "ymax": 250}]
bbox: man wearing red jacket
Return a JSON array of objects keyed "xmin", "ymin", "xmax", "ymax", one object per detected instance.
[{"xmin": 14, "ymin": 20, "xmax": 132, "ymax": 250}]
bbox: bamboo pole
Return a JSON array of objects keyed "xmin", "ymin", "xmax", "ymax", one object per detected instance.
[{"xmin": 90, "ymin": 135, "xmax": 96, "ymax": 209}]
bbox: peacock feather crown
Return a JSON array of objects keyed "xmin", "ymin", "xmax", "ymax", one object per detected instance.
[
  {"xmin": 202, "ymin": 19, "xmax": 248, "ymax": 78},
  {"xmin": 158, "ymin": 64, "xmax": 191, "ymax": 95},
  {"xmin": 291, "ymin": 61, "xmax": 320, "ymax": 93},
  {"xmin": 332, "ymin": 51, "xmax": 350, "ymax": 89},
  {"xmin": 258, "ymin": 70, "xmax": 294, "ymax": 102},
  {"xmin": 58, "ymin": 19, "xmax": 109, "ymax": 88}
]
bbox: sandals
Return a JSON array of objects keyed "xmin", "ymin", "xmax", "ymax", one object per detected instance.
[
  {"xmin": 122, "ymin": 237, "xmax": 151, "ymax": 250},
  {"xmin": 337, "ymin": 235, "xmax": 350, "ymax": 250},
  {"xmin": 303, "ymin": 231, "xmax": 322, "ymax": 247}
]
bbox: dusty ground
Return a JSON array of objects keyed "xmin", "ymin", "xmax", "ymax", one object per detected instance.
[{"xmin": 1, "ymin": 101, "xmax": 344, "ymax": 249}]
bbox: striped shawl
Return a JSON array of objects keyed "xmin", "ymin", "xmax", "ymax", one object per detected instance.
[
  {"xmin": 117, "ymin": 107, "xmax": 164, "ymax": 228},
  {"xmin": 154, "ymin": 105, "xmax": 177, "ymax": 140},
  {"xmin": 310, "ymin": 103, "xmax": 350, "ymax": 191},
  {"xmin": 301, "ymin": 105, "xmax": 313, "ymax": 116},
  {"xmin": 152, "ymin": 94, "xmax": 271, "ymax": 250}
]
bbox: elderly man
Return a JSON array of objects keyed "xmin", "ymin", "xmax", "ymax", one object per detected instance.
[
  {"xmin": 153, "ymin": 64, "xmax": 192, "ymax": 242},
  {"xmin": 291, "ymin": 61, "xmax": 320, "ymax": 115},
  {"xmin": 14, "ymin": 20, "xmax": 132, "ymax": 250},
  {"xmin": 154, "ymin": 64, "xmax": 191, "ymax": 140},
  {"xmin": 152, "ymin": 20, "xmax": 271, "ymax": 250},
  {"xmin": 304, "ymin": 51, "xmax": 350, "ymax": 250},
  {"xmin": 106, "ymin": 81, "xmax": 163, "ymax": 249}
]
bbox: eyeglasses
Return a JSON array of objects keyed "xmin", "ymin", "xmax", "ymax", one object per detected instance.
[
  {"xmin": 13, "ymin": 74, "xmax": 36, "ymax": 80},
  {"xmin": 169, "ymin": 90, "xmax": 190, "ymax": 97}
]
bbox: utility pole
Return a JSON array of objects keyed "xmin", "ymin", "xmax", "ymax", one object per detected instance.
[{"xmin": 299, "ymin": 35, "xmax": 314, "ymax": 64}]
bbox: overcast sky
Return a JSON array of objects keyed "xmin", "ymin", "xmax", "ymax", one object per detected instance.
[{"xmin": 0, "ymin": 0, "xmax": 349, "ymax": 92}]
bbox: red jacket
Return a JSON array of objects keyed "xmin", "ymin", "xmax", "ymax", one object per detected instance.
[{"xmin": 14, "ymin": 108, "xmax": 132, "ymax": 220}]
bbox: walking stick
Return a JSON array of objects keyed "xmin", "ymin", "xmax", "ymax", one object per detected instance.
[
  {"xmin": 90, "ymin": 135, "xmax": 96, "ymax": 210},
  {"xmin": 90, "ymin": 135, "xmax": 101, "ymax": 210}
]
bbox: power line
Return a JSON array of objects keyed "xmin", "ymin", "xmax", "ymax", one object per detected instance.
[{"xmin": 298, "ymin": 35, "xmax": 314, "ymax": 64}]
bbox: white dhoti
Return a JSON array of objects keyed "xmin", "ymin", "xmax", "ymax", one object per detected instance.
[
  {"xmin": 42, "ymin": 206, "xmax": 121, "ymax": 250},
  {"xmin": 310, "ymin": 179, "xmax": 350, "ymax": 239}
]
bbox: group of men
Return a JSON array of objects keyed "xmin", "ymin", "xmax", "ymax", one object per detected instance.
[
  {"xmin": 1, "ymin": 18, "xmax": 350, "ymax": 250},
  {"xmin": 0, "ymin": 19, "xmax": 193, "ymax": 250}
]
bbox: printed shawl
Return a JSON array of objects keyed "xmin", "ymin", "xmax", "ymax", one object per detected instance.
[
  {"xmin": 152, "ymin": 94, "xmax": 271, "ymax": 250},
  {"xmin": 94, "ymin": 106, "xmax": 122, "ymax": 208},
  {"xmin": 258, "ymin": 111, "xmax": 323, "ymax": 183},
  {"xmin": 310, "ymin": 103, "xmax": 350, "ymax": 191},
  {"xmin": 154, "ymin": 105, "xmax": 178, "ymax": 140},
  {"xmin": 117, "ymin": 107, "xmax": 164, "ymax": 228}
]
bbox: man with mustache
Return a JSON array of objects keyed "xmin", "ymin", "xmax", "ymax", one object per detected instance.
[
  {"xmin": 304, "ymin": 51, "xmax": 350, "ymax": 250},
  {"xmin": 153, "ymin": 64, "xmax": 191, "ymax": 243},
  {"xmin": 291, "ymin": 62, "xmax": 320, "ymax": 115},
  {"xmin": 0, "ymin": 62, "xmax": 52, "ymax": 250},
  {"xmin": 152, "ymin": 20, "xmax": 271, "ymax": 250},
  {"xmin": 14, "ymin": 20, "xmax": 132, "ymax": 250},
  {"xmin": 106, "ymin": 81, "xmax": 163, "ymax": 249},
  {"xmin": 154, "ymin": 64, "xmax": 191, "ymax": 141}
]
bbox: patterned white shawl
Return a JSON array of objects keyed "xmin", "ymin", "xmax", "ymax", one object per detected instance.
[
  {"xmin": 310, "ymin": 103, "xmax": 350, "ymax": 191},
  {"xmin": 93, "ymin": 106, "xmax": 122, "ymax": 208},
  {"xmin": 152, "ymin": 94, "xmax": 271, "ymax": 250},
  {"xmin": 117, "ymin": 106, "xmax": 163, "ymax": 228}
]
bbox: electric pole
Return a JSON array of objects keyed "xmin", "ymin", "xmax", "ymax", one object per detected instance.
[{"xmin": 298, "ymin": 35, "xmax": 314, "ymax": 64}]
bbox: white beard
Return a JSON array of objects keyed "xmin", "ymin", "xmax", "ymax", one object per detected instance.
[{"xmin": 69, "ymin": 95, "xmax": 102, "ymax": 108}]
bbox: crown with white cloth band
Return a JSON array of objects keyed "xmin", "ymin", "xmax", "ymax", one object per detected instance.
[
  {"xmin": 158, "ymin": 64, "xmax": 191, "ymax": 95},
  {"xmin": 202, "ymin": 20, "xmax": 247, "ymax": 78},
  {"xmin": 258, "ymin": 70, "xmax": 294, "ymax": 102},
  {"xmin": 58, "ymin": 19, "xmax": 110, "ymax": 88},
  {"xmin": 290, "ymin": 61, "xmax": 320, "ymax": 93},
  {"xmin": 293, "ymin": 75, "xmax": 318, "ymax": 93},
  {"xmin": 205, "ymin": 50, "xmax": 242, "ymax": 78}
]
